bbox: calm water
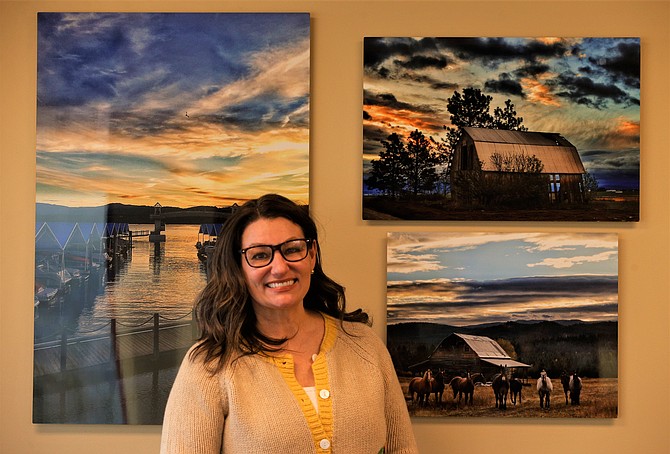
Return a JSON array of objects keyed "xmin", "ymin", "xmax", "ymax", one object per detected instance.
[{"xmin": 34, "ymin": 224, "xmax": 208, "ymax": 341}]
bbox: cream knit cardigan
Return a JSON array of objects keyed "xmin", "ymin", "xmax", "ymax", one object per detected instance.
[{"xmin": 160, "ymin": 314, "xmax": 418, "ymax": 454}]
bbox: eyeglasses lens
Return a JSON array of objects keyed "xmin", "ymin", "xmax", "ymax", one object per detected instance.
[{"xmin": 244, "ymin": 239, "xmax": 309, "ymax": 268}]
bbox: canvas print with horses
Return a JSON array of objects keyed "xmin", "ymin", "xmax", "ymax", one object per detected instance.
[
  {"xmin": 34, "ymin": 12, "xmax": 310, "ymax": 424},
  {"xmin": 363, "ymin": 37, "xmax": 639, "ymax": 222},
  {"xmin": 386, "ymin": 231, "xmax": 618, "ymax": 417}
]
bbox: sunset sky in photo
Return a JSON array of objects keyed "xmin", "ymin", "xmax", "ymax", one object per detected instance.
[
  {"xmin": 37, "ymin": 13, "xmax": 310, "ymax": 208},
  {"xmin": 364, "ymin": 37, "xmax": 640, "ymax": 190},
  {"xmin": 387, "ymin": 232, "xmax": 618, "ymax": 326}
]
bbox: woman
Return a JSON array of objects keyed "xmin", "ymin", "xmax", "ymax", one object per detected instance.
[{"xmin": 160, "ymin": 194, "xmax": 418, "ymax": 454}]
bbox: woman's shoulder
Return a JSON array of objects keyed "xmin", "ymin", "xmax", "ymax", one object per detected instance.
[
  {"xmin": 176, "ymin": 344, "xmax": 218, "ymax": 377},
  {"xmin": 325, "ymin": 314, "xmax": 387, "ymax": 353}
]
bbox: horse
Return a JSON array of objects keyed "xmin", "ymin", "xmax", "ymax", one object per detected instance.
[
  {"xmin": 430, "ymin": 369, "xmax": 446, "ymax": 406},
  {"xmin": 569, "ymin": 372, "xmax": 582, "ymax": 405},
  {"xmin": 449, "ymin": 372, "xmax": 474, "ymax": 406},
  {"xmin": 560, "ymin": 371, "xmax": 571, "ymax": 404},
  {"xmin": 491, "ymin": 366, "xmax": 509, "ymax": 410},
  {"xmin": 408, "ymin": 369, "xmax": 432, "ymax": 406},
  {"xmin": 510, "ymin": 373, "xmax": 523, "ymax": 405},
  {"xmin": 537, "ymin": 370, "xmax": 553, "ymax": 409},
  {"xmin": 470, "ymin": 372, "xmax": 485, "ymax": 385}
]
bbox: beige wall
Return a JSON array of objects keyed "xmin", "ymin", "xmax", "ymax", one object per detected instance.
[{"xmin": 2, "ymin": 1, "xmax": 669, "ymax": 452}]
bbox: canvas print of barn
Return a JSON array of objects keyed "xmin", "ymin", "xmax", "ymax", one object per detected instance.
[
  {"xmin": 386, "ymin": 232, "xmax": 618, "ymax": 417},
  {"xmin": 33, "ymin": 12, "xmax": 310, "ymax": 424},
  {"xmin": 363, "ymin": 37, "xmax": 640, "ymax": 222}
]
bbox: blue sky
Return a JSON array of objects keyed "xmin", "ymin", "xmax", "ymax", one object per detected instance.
[
  {"xmin": 387, "ymin": 232, "xmax": 618, "ymax": 326},
  {"xmin": 37, "ymin": 13, "xmax": 310, "ymax": 208},
  {"xmin": 364, "ymin": 37, "xmax": 640, "ymax": 190}
]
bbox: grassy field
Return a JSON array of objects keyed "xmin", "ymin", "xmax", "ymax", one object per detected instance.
[
  {"xmin": 363, "ymin": 195, "xmax": 638, "ymax": 222},
  {"xmin": 401, "ymin": 377, "xmax": 618, "ymax": 418}
]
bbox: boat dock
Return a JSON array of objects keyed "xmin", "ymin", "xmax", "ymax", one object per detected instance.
[
  {"xmin": 34, "ymin": 313, "xmax": 197, "ymax": 378},
  {"xmin": 33, "ymin": 312, "xmax": 199, "ymax": 424}
]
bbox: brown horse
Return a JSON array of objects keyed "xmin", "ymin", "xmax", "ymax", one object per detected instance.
[
  {"xmin": 449, "ymin": 372, "xmax": 474, "ymax": 406},
  {"xmin": 510, "ymin": 374, "xmax": 523, "ymax": 405},
  {"xmin": 408, "ymin": 370, "xmax": 432, "ymax": 406},
  {"xmin": 560, "ymin": 371, "xmax": 571, "ymax": 404},
  {"xmin": 430, "ymin": 369, "xmax": 446, "ymax": 406},
  {"xmin": 470, "ymin": 372, "xmax": 485, "ymax": 385},
  {"xmin": 492, "ymin": 366, "xmax": 509, "ymax": 410}
]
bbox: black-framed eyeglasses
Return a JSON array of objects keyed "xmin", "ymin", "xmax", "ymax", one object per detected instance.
[{"xmin": 240, "ymin": 238, "xmax": 314, "ymax": 268}]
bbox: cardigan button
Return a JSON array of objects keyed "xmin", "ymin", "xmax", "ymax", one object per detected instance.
[
  {"xmin": 319, "ymin": 438, "xmax": 331, "ymax": 449},
  {"xmin": 319, "ymin": 389, "xmax": 330, "ymax": 399}
]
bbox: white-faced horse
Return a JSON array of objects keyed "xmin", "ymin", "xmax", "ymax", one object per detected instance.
[
  {"xmin": 537, "ymin": 370, "xmax": 553, "ymax": 409},
  {"xmin": 569, "ymin": 372, "xmax": 582, "ymax": 405}
]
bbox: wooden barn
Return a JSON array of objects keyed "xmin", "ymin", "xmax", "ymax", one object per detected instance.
[
  {"xmin": 452, "ymin": 127, "xmax": 587, "ymax": 204},
  {"xmin": 409, "ymin": 333, "xmax": 531, "ymax": 380}
]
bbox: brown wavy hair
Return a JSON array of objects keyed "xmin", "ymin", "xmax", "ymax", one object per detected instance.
[{"xmin": 191, "ymin": 194, "xmax": 369, "ymax": 371}]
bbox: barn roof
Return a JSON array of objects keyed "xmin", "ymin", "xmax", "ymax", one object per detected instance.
[
  {"xmin": 408, "ymin": 332, "xmax": 532, "ymax": 371},
  {"xmin": 453, "ymin": 333, "xmax": 507, "ymax": 358},
  {"xmin": 449, "ymin": 333, "xmax": 531, "ymax": 369},
  {"xmin": 462, "ymin": 127, "xmax": 585, "ymax": 174}
]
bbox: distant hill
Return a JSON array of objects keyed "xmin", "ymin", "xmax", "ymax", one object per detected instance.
[
  {"xmin": 387, "ymin": 320, "xmax": 618, "ymax": 378},
  {"xmin": 36, "ymin": 203, "xmax": 233, "ymax": 224}
]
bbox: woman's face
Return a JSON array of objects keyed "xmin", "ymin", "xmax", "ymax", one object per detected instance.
[{"xmin": 240, "ymin": 217, "xmax": 316, "ymax": 317}]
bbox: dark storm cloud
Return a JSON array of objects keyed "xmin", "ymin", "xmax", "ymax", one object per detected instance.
[
  {"xmin": 363, "ymin": 124, "xmax": 390, "ymax": 143},
  {"xmin": 513, "ymin": 62, "xmax": 551, "ymax": 78},
  {"xmin": 400, "ymin": 73, "xmax": 458, "ymax": 91},
  {"xmin": 552, "ymin": 72, "xmax": 639, "ymax": 109},
  {"xmin": 364, "ymin": 37, "xmax": 441, "ymax": 68},
  {"xmin": 430, "ymin": 81, "xmax": 460, "ymax": 90},
  {"xmin": 395, "ymin": 54, "xmax": 448, "ymax": 70},
  {"xmin": 363, "ymin": 125, "xmax": 390, "ymax": 155},
  {"xmin": 484, "ymin": 73, "xmax": 525, "ymax": 97},
  {"xmin": 588, "ymin": 40, "xmax": 640, "ymax": 89},
  {"xmin": 363, "ymin": 90, "xmax": 438, "ymax": 115},
  {"xmin": 364, "ymin": 37, "xmax": 569, "ymax": 75},
  {"xmin": 364, "ymin": 91, "xmax": 413, "ymax": 110},
  {"xmin": 434, "ymin": 37, "xmax": 570, "ymax": 67},
  {"xmin": 364, "ymin": 38, "xmax": 455, "ymax": 81}
]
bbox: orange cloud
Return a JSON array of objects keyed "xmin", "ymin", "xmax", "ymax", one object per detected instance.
[
  {"xmin": 615, "ymin": 118, "xmax": 640, "ymax": 137},
  {"xmin": 364, "ymin": 105, "xmax": 443, "ymax": 135},
  {"xmin": 522, "ymin": 78, "xmax": 561, "ymax": 107}
]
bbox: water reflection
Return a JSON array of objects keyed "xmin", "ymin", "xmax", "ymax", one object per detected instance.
[{"xmin": 35, "ymin": 224, "xmax": 208, "ymax": 341}]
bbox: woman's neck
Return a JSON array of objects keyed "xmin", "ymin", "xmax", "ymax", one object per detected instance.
[
  {"xmin": 257, "ymin": 308, "xmax": 323, "ymax": 355},
  {"xmin": 256, "ymin": 306, "xmax": 307, "ymax": 337}
]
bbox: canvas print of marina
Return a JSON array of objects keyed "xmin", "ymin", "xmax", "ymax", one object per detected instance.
[
  {"xmin": 386, "ymin": 232, "xmax": 618, "ymax": 417},
  {"xmin": 363, "ymin": 37, "xmax": 640, "ymax": 222},
  {"xmin": 34, "ymin": 12, "xmax": 310, "ymax": 424}
]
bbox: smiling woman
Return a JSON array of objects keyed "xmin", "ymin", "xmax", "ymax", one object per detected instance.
[{"xmin": 160, "ymin": 194, "xmax": 418, "ymax": 454}]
